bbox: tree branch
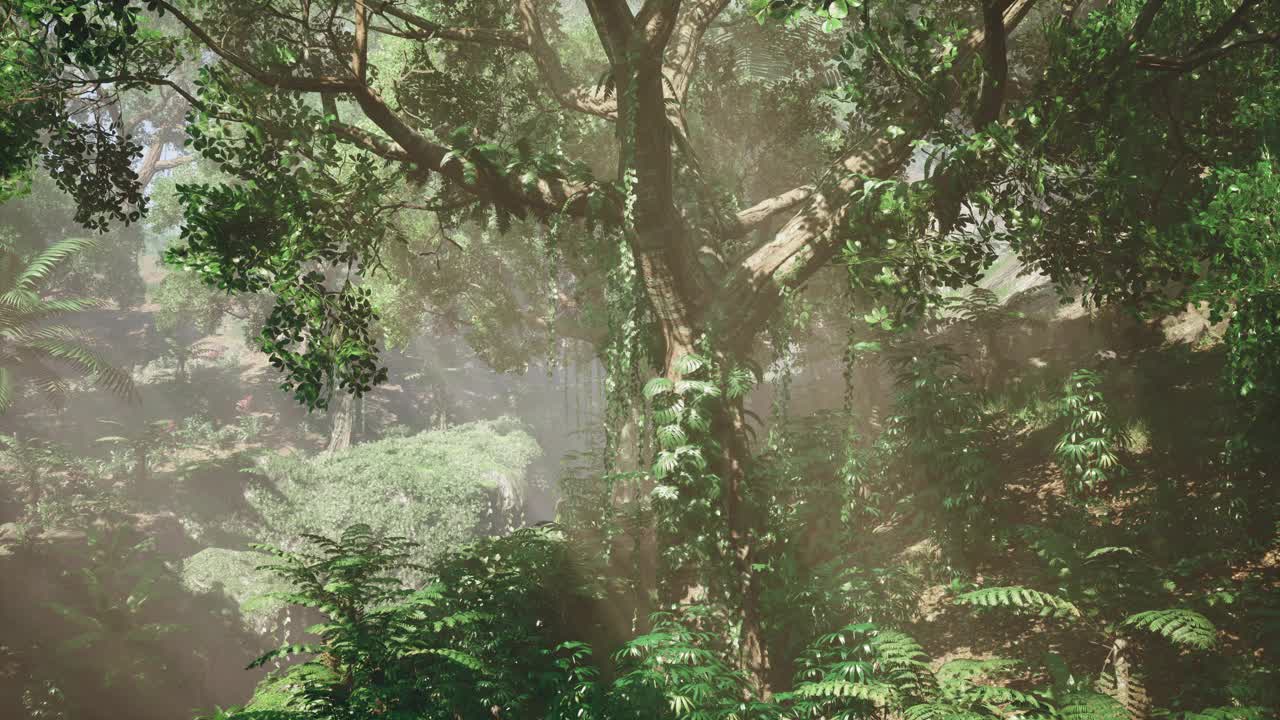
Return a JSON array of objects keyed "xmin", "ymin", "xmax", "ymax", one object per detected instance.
[
  {"xmin": 665, "ymin": 0, "xmax": 731, "ymax": 103},
  {"xmin": 514, "ymin": 0, "xmax": 618, "ymax": 120},
  {"xmin": 727, "ymin": 185, "xmax": 815, "ymax": 239},
  {"xmin": 154, "ymin": 0, "xmax": 355, "ymax": 93},
  {"xmin": 975, "ymin": 0, "xmax": 1010, "ymax": 127},
  {"xmin": 1137, "ymin": 31, "xmax": 1280, "ymax": 72},
  {"xmin": 584, "ymin": 0, "xmax": 636, "ymax": 65},
  {"xmin": 351, "ymin": 0, "xmax": 369, "ymax": 84},
  {"xmin": 636, "ymin": 0, "xmax": 681, "ymax": 51},
  {"xmin": 1135, "ymin": 0, "xmax": 1275, "ymax": 73},
  {"xmin": 135, "ymin": 138, "xmax": 192, "ymax": 188},
  {"xmin": 151, "ymin": 0, "xmax": 605, "ymax": 222},
  {"xmin": 1125, "ymin": 0, "xmax": 1167, "ymax": 49},
  {"xmin": 717, "ymin": 0, "xmax": 1042, "ymax": 345},
  {"xmin": 363, "ymin": 0, "xmax": 528, "ymax": 50}
]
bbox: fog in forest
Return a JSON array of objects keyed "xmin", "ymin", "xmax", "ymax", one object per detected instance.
[{"xmin": 2, "ymin": 1, "xmax": 1277, "ymax": 718}]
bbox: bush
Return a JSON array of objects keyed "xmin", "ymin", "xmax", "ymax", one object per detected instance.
[
  {"xmin": 246, "ymin": 419, "xmax": 541, "ymax": 570},
  {"xmin": 182, "ymin": 548, "xmax": 290, "ymax": 635}
]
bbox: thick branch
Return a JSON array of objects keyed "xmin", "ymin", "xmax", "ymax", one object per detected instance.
[
  {"xmin": 1126, "ymin": 0, "xmax": 1167, "ymax": 48},
  {"xmin": 1135, "ymin": 0, "xmax": 1275, "ymax": 73},
  {"xmin": 727, "ymin": 185, "xmax": 815, "ymax": 239},
  {"xmin": 348, "ymin": 84, "xmax": 597, "ymax": 218},
  {"xmin": 636, "ymin": 0, "xmax": 681, "ymax": 51},
  {"xmin": 717, "ymin": 0, "xmax": 1042, "ymax": 345},
  {"xmin": 155, "ymin": 0, "xmax": 355, "ymax": 93},
  {"xmin": 1188, "ymin": 0, "xmax": 1262, "ymax": 54},
  {"xmin": 136, "ymin": 138, "xmax": 192, "ymax": 188},
  {"xmin": 364, "ymin": 0, "xmax": 528, "ymax": 50},
  {"xmin": 351, "ymin": 0, "xmax": 368, "ymax": 84},
  {"xmin": 330, "ymin": 121, "xmax": 412, "ymax": 162},
  {"xmin": 514, "ymin": 0, "xmax": 618, "ymax": 120},
  {"xmin": 152, "ymin": 0, "xmax": 603, "ymax": 221},
  {"xmin": 1137, "ymin": 31, "xmax": 1280, "ymax": 72},
  {"xmin": 975, "ymin": 0, "xmax": 1010, "ymax": 127},
  {"xmin": 666, "ymin": 0, "xmax": 731, "ymax": 102},
  {"xmin": 584, "ymin": 0, "xmax": 636, "ymax": 64}
]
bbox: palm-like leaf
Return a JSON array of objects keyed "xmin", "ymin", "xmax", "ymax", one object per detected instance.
[{"xmin": 0, "ymin": 240, "xmax": 135, "ymax": 412}]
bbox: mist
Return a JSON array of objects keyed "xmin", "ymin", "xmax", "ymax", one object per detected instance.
[{"xmin": 2, "ymin": 1, "xmax": 1277, "ymax": 718}]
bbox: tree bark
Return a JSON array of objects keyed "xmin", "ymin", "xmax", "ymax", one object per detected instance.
[{"xmin": 326, "ymin": 391, "xmax": 355, "ymax": 454}]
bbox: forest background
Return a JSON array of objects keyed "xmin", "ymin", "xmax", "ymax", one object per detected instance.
[{"xmin": 0, "ymin": 0, "xmax": 1277, "ymax": 718}]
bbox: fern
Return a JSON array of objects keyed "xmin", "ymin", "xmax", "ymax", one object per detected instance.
[
  {"xmin": 903, "ymin": 702, "xmax": 988, "ymax": 720},
  {"xmin": 792, "ymin": 679, "xmax": 898, "ymax": 703},
  {"xmin": 1058, "ymin": 691, "xmax": 1130, "ymax": 720},
  {"xmin": 1121, "ymin": 609, "xmax": 1217, "ymax": 650},
  {"xmin": 936, "ymin": 658, "xmax": 1020, "ymax": 686},
  {"xmin": 0, "ymin": 238, "xmax": 134, "ymax": 411},
  {"xmin": 954, "ymin": 587, "xmax": 1081, "ymax": 618}
]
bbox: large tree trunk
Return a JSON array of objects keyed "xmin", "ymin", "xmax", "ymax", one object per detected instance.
[
  {"xmin": 326, "ymin": 392, "xmax": 355, "ymax": 454},
  {"xmin": 600, "ymin": 5, "xmax": 777, "ymax": 696},
  {"xmin": 713, "ymin": 395, "xmax": 772, "ymax": 697}
]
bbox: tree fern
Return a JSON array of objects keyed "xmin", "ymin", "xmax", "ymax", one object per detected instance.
[
  {"xmin": 954, "ymin": 587, "xmax": 1081, "ymax": 618},
  {"xmin": 1121, "ymin": 609, "xmax": 1217, "ymax": 650}
]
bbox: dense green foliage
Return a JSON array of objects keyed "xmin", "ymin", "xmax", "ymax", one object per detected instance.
[
  {"xmin": 1, "ymin": 0, "xmax": 1278, "ymax": 719},
  {"xmin": 246, "ymin": 419, "xmax": 540, "ymax": 560}
]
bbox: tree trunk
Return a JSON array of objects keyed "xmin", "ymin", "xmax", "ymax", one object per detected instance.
[
  {"xmin": 326, "ymin": 392, "xmax": 355, "ymax": 454},
  {"xmin": 609, "ymin": 14, "xmax": 776, "ymax": 696},
  {"xmin": 713, "ymin": 393, "xmax": 772, "ymax": 698}
]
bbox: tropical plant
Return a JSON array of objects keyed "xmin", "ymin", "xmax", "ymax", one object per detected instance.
[
  {"xmin": 0, "ymin": 237, "xmax": 134, "ymax": 412},
  {"xmin": 1054, "ymin": 369, "xmax": 1128, "ymax": 496}
]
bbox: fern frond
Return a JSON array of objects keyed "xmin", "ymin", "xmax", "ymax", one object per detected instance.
[
  {"xmin": 936, "ymin": 657, "xmax": 1019, "ymax": 687},
  {"xmin": 904, "ymin": 702, "xmax": 986, "ymax": 720},
  {"xmin": 871, "ymin": 629, "xmax": 929, "ymax": 659},
  {"xmin": 0, "ymin": 367, "xmax": 10, "ymax": 413},
  {"xmin": 24, "ymin": 339, "xmax": 136, "ymax": 401},
  {"xmin": 1121, "ymin": 609, "xmax": 1216, "ymax": 650},
  {"xmin": 793, "ymin": 679, "xmax": 897, "ymax": 703},
  {"xmin": 1085, "ymin": 546, "xmax": 1138, "ymax": 560},
  {"xmin": 8, "ymin": 237, "xmax": 98, "ymax": 293},
  {"xmin": 403, "ymin": 647, "xmax": 488, "ymax": 673},
  {"xmin": 1058, "ymin": 691, "xmax": 1129, "ymax": 720},
  {"xmin": 954, "ymin": 587, "xmax": 1081, "ymax": 618}
]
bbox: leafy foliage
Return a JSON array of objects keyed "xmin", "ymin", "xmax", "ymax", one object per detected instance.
[
  {"xmin": 1122, "ymin": 609, "xmax": 1217, "ymax": 651},
  {"xmin": 953, "ymin": 586, "xmax": 1081, "ymax": 618},
  {"xmin": 246, "ymin": 419, "xmax": 540, "ymax": 571},
  {"xmin": 1054, "ymin": 369, "xmax": 1127, "ymax": 495}
]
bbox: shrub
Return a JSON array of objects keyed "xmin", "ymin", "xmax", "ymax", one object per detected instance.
[{"xmin": 246, "ymin": 419, "xmax": 542, "ymax": 570}]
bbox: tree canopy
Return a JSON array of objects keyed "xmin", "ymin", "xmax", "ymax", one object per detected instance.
[{"xmin": 1, "ymin": 0, "xmax": 1278, "ymax": 714}]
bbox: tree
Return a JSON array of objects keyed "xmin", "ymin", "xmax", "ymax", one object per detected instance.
[
  {"xmin": 6, "ymin": 0, "xmax": 1279, "ymax": 697},
  {"xmin": 0, "ymin": 236, "xmax": 136, "ymax": 413}
]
